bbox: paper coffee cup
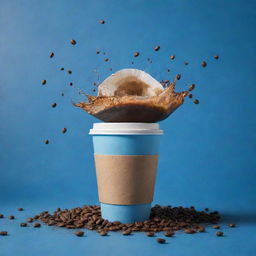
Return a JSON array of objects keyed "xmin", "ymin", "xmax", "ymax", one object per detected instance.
[{"xmin": 89, "ymin": 123, "xmax": 163, "ymax": 223}]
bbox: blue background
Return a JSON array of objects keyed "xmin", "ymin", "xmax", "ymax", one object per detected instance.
[{"xmin": 0, "ymin": 0, "xmax": 256, "ymax": 255}]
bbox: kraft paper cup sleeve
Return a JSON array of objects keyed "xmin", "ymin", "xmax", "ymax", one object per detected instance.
[{"xmin": 94, "ymin": 155, "xmax": 158, "ymax": 205}]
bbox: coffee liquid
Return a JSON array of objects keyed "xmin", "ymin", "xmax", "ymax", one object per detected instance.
[{"xmin": 75, "ymin": 81, "xmax": 188, "ymax": 123}]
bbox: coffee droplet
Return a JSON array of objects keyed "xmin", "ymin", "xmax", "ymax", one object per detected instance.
[
  {"xmin": 154, "ymin": 45, "xmax": 160, "ymax": 51},
  {"xmin": 70, "ymin": 39, "xmax": 76, "ymax": 45},
  {"xmin": 68, "ymin": 70, "xmax": 72, "ymax": 74},
  {"xmin": 8, "ymin": 216, "xmax": 15, "ymax": 220},
  {"xmin": 214, "ymin": 55, "xmax": 219, "ymax": 60},
  {"xmin": 104, "ymin": 58, "xmax": 109, "ymax": 62},
  {"xmin": 69, "ymin": 82, "xmax": 73, "ymax": 86},
  {"xmin": 44, "ymin": 140, "xmax": 49, "ymax": 144},
  {"xmin": 188, "ymin": 94, "xmax": 193, "ymax": 98},
  {"xmin": 41, "ymin": 80, "xmax": 46, "ymax": 85},
  {"xmin": 20, "ymin": 223, "xmax": 28, "ymax": 227},
  {"xmin": 201, "ymin": 61, "xmax": 207, "ymax": 67},
  {"xmin": 96, "ymin": 50, "xmax": 100, "ymax": 54},
  {"xmin": 18, "ymin": 208, "xmax": 24, "ymax": 211},
  {"xmin": 49, "ymin": 52, "xmax": 54, "ymax": 58},
  {"xmin": 0, "ymin": 214, "xmax": 4, "ymax": 218},
  {"xmin": 170, "ymin": 55, "xmax": 175, "ymax": 60},
  {"xmin": 61, "ymin": 92, "xmax": 64, "ymax": 96},
  {"xmin": 60, "ymin": 67, "xmax": 64, "ymax": 71},
  {"xmin": 193, "ymin": 99, "xmax": 199, "ymax": 104},
  {"xmin": 228, "ymin": 223, "xmax": 236, "ymax": 228},
  {"xmin": 133, "ymin": 52, "xmax": 140, "ymax": 57},
  {"xmin": 99, "ymin": 19, "xmax": 105, "ymax": 24},
  {"xmin": 52, "ymin": 103, "xmax": 57, "ymax": 108},
  {"xmin": 212, "ymin": 225, "xmax": 220, "ymax": 229}
]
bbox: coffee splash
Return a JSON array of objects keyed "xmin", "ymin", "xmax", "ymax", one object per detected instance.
[{"xmin": 75, "ymin": 80, "xmax": 188, "ymax": 123}]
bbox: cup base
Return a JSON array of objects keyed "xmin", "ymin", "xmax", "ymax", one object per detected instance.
[{"xmin": 100, "ymin": 203, "xmax": 151, "ymax": 223}]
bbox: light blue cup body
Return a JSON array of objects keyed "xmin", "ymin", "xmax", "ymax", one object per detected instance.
[{"xmin": 90, "ymin": 123, "xmax": 163, "ymax": 223}]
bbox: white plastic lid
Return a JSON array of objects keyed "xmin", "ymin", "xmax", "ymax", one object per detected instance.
[{"xmin": 89, "ymin": 123, "xmax": 163, "ymax": 135}]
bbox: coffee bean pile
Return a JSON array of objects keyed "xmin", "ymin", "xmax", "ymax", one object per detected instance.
[{"xmin": 32, "ymin": 205, "xmax": 221, "ymax": 236}]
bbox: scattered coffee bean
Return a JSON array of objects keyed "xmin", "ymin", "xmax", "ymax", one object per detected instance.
[
  {"xmin": 134, "ymin": 52, "xmax": 140, "ymax": 57},
  {"xmin": 96, "ymin": 50, "xmax": 100, "ymax": 54},
  {"xmin": 146, "ymin": 232, "xmax": 155, "ymax": 237},
  {"xmin": 122, "ymin": 229, "xmax": 132, "ymax": 235},
  {"xmin": 201, "ymin": 61, "xmax": 207, "ymax": 67},
  {"xmin": 214, "ymin": 55, "xmax": 219, "ymax": 60},
  {"xmin": 154, "ymin": 45, "xmax": 160, "ymax": 51},
  {"xmin": 197, "ymin": 226, "xmax": 205, "ymax": 232},
  {"xmin": 17, "ymin": 208, "xmax": 24, "ymax": 211},
  {"xmin": 74, "ymin": 231, "xmax": 84, "ymax": 237},
  {"xmin": 41, "ymin": 80, "xmax": 46, "ymax": 85},
  {"xmin": 99, "ymin": 230, "xmax": 108, "ymax": 236},
  {"xmin": 70, "ymin": 39, "xmax": 76, "ymax": 45},
  {"xmin": 99, "ymin": 19, "xmax": 105, "ymax": 24},
  {"xmin": 170, "ymin": 55, "xmax": 175, "ymax": 60},
  {"xmin": 176, "ymin": 74, "xmax": 181, "ymax": 80},
  {"xmin": 27, "ymin": 217, "xmax": 33, "ymax": 223},
  {"xmin": 188, "ymin": 94, "xmax": 193, "ymax": 98},
  {"xmin": 193, "ymin": 99, "xmax": 199, "ymax": 104},
  {"xmin": 67, "ymin": 70, "xmax": 72, "ymax": 74},
  {"xmin": 20, "ymin": 223, "xmax": 28, "ymax": 227},
  {"xmin": 104, "ymin": 58, "xmax": 109, "ymax": 62},
  {"xmin": 228, "ymin": 223, "xmax": 236, "ymax": 228},
  {"xmin": 216, "ymin": 231, "xmax": 223, "ymax": 237},
  {"xmin": 8, "ymin": 216, "xmax": 15, "ymax": 220},
  {"xmin": 188, "ymin": 84, "xmax": 195, "ymax": 91},
  {"xmin": 212, "ymin": 225, "xmax": 220, "ymax": 229},
  {"xmin": 0, "ymin": 231, "xmax": 8, "ymax": 236},
  {"xmin": 60, "ymin": 67, "xmax": 64, "ymax": 71},
  {"xmin": 164, "ymin": 231, "xmax": 174, "ymax": 237},
  {"xmin": 62, "ymin": 128, "xmax": 67, "ymax": 134},
  {"xmin": 69, "ymin": 82, "xmax": 73, "ymax": 86},
  {"xmin": 49, "ymin": 52, "xmax": 54, "ymax": 58},
  {"xmin": 52, "ymin": 103, "xmax": 57, "ymax": 108},
  {"xmin": 44, "ymin": 139, "xmax": 49, "ymax": 145},
  {"xmin": 156, "ymin": 238, "xmax": 166, "ymax": 244},
  {"xmin": 184, "ymin": 62, "xmax": 189, "ymax": 65},
  {"xmin": 184, "ymin": 228, "xmax": 196, "ymax": 234},
  {"xmin": 33, "ymin": 223, "xmax": 41, "ymax": 228},
  {"xmin": 0, "ymin": 214, "xmax": 4, "ymax": 218}
]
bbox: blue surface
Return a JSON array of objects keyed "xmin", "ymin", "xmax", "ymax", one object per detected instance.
[
  {"xmin": 92, "ymin": 134, "xmax": 161, "ymax": 155},
  {"xmin": 1, "ymin": 0, "xmax": 256, "ymax": 255},
  {"xmin": 101, "ymin": 203, "xmax": 151, "ymax": 223}
]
